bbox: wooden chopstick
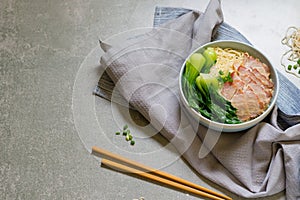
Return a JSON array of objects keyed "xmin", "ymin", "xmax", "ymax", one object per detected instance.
[
  {"xmin": 92, "ymin": 146, "xmax": 232, "ymax": 200},
  {"xmin": 101, "ymin": 158, "xmax": 225, "ymax": 200}
]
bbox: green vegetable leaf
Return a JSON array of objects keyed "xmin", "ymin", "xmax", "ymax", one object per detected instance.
[
  {"xmin": 218, "ymin": 71, "xmax": 233, "ymax": 83},
  {"xmin": 185, "ymin": 53, "xmax": 206, "ymax": 84},
  {"xmin": 201, "ymin": 47, "xmax": 217, "ymax": 73}
]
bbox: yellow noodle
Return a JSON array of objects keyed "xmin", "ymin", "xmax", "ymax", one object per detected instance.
[
  {"xmin": 213, "ymin": 47, "xmax": 245, "ymax": 73},
  {"xmin": 281, "ymin": 26, "xmax": 300, "ymax": 62}
]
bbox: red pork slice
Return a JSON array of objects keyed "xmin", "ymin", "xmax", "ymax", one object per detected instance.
[
  {"xmin": 248, "ymin": 80, "xmax": 272, "ymax": 109},
  {"xmin": 241, "ymin": 56, "xmax": 273, "ymax": 88},
  {"xmin": 220, "ymin": 72, "xmax": 244, "ymax": 100},
  {"xmin": 231, "ymin": 86, "xmax": 263, "ymax": 122},
  {"xmin": 221, "ymin": 82, "xmax": 236, "ymax": 100},
  {"xmin": 243, "ymin": 55, "xmax": 270, "ymax": 79},
  {"xmin": 238, "ymin": 65, "xmax": 273, "ymax": 89},
  {"xmin": 237, "ymin": 66, "xmax": 252, "ymax": 84},
  {"xmin": 230, "ymin": 89, "xmax": 250, "ymax": 122},
  {"xmin": 244, "ymin": 86, "xmax": 264, "ymax": 118},
  {"xmin": 232, "ymin": 71, "xmax": 244, "ymax": 88},
  {"xmin": 252, "ymin": 68, "xmax": 274, "ymax": 88}
]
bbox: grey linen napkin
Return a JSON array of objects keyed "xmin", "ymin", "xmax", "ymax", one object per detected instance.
[{"xmin": 96, "ymin": 0, "xmax": 300, "ymax": 198}]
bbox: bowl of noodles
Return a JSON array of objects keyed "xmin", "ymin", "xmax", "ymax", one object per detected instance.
[{"xmin": 179, "ymin": 40, "xmax": 279, "ymax": 132}]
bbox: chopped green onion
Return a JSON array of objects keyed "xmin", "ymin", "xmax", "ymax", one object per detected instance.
[
  {"xmin": 297, "ymin": 59, "xmax": 300, "ymax": 65},
  {"xmin": 125, "ymin": 134, "xmax": 130, "ymax": 141},
  {"xmin": 293, "ymin": 65, "xmax": 298, "ymax": 70},
  {"xmin": 122, "ymin": 129, "xmax": 130, "ymax": 135},
  {"xmin": 288, "ymin": 65, "xmax": 292, "ymax": 70},
  {"xmin": 226, "ymin": 73, "xmax": 233, "ymax": 83},
  {"xmin": 116, "ymin": 124, "xmax": 136, "ymax": 145},
  {"xmin": 221, "ymin": 72, "xmax": 233, "ymax": 83}
]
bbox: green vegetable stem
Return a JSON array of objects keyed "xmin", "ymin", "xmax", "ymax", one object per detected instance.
[
  {"xmin": 185, "ymin": 53, "xmax": 206, "ymax": 84},
  {"xmin": 201, "ymin": 47, "xmax": 217, "ymax": 73}
]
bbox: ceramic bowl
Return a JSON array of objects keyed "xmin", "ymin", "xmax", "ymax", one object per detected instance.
[{"xmin": 178, "ymin": 40, "xmax": 279, "ymax": 132}]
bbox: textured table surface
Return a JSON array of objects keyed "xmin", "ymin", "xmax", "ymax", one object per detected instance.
[{"xmin": 1, "ymin": 0, "xmax": 299, "ymax": 199}]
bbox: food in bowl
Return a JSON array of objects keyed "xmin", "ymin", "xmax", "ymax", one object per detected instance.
[{"xmin": 181, "ymin": 42, "xmax": 275, "ymax": 125}]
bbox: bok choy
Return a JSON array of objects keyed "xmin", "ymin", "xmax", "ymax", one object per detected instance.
[{"xmin": 182, "ymin": 48, "xmax": 241, "ymax": 124}]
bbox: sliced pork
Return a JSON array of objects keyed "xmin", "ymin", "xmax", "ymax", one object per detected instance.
[{"xmin": 220, "ymin": 54, "xmax": 274, "ymax": 122}]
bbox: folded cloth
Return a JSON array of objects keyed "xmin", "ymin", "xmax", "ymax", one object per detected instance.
[{"xmin": 96, "ymin": 0, "xmax": 300, "ymax": 198}]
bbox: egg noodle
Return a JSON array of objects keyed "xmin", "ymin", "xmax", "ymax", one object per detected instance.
[
  {"xmin": 213, "ymin": 47, "xmax": 246, "ymax": 73},
  {"xmin": 281, "ymin": 26, "xmax": 300, "ymax": 62}
]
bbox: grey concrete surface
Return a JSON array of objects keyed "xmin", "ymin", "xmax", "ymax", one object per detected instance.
[{"xmin": 1, "ymin": 0, "xmax": 299, "ymax": 199}]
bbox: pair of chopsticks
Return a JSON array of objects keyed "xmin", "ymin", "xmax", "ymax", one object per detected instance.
[{"xmin": 92, "ymin": 146, "xmax": 232, "ymax": 200}]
